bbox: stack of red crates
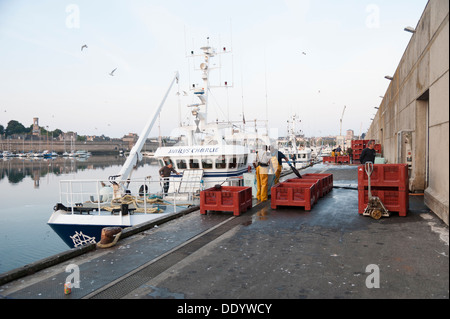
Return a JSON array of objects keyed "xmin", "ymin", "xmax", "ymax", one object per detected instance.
[
  {"xmin": 271, "ymin": 173, "xmax": 333, "ymax": 211},
  {"xmin": 357, "ymin": 164, "xmax": 409, "ymax": 217},
  {"xmin": 351, "ymin": 140, "xmax": 382, "ymax": 164}
]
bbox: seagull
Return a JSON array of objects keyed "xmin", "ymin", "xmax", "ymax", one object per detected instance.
[
  {"xmin": 301, "ymin": 51, "xmax": 306, "ymax": 55},
  {"xmin": 81, "ymin": 44, "xmax": 88, "ymax": 51},
  {"xmin": 109, "ymin": 68, "xmax": 117, "ymax": 76}
]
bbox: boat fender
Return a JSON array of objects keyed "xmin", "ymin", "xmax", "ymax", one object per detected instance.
[{"xmin": 97, "ymin": 227, "xmax": 122, "ymax": 249}]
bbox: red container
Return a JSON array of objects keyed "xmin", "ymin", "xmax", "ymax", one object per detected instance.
[
  {"xmin": 374, "ymin": 144, "xmax": 382, "ymax": 154},
  {"xmin": 358, "ymin": 187, "xmax": 408, "ymax": 217},
  {"xmin": 200, "ymin": 186, "xmax": 252, "ymax": 216},
  {"xmin": 336, "ymin": 155, "xmax": 350, "ymax": 163},
  {"xmin": 284, "ymin": 179, "xmax": 320, "ymax": 203},
  {"xmin": 351, "ymin": 140, "xmax": 369, "ymax": 150},
  {"xmin": 302, "ymin": 173, "xmax": 333, "ymax": 196},
  {"xmin": 323, "ymin": 156, "xmax": 336, "ymax": 163},
  {"xmin": 358, "ymin": 164, "xmax": 409, "ymax": 191},
  {"xmin": 271, "ymin": 183, "xmax": 314, "ymax": 211}
]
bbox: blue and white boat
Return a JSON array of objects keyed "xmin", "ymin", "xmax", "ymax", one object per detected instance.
[
  {"xmin": 48, "ymin": 41, "xmax": 273, "ymax": 248},
  {"xmin": 48, "ymin": 72, "xmax": 182, "ymax": 248}
]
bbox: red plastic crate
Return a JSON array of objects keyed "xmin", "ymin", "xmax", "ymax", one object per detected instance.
[
  {"xmin": 336, "ymin": 155, "xmax": 350, "ymax": 163},
  {"xmin": 284, "ymin": 179, "xmax": 320, "ymax": 203},
  {"xmin": 323, "ymin": 156, "xmax": 336, "ymax": 163},
  {"xmin": 302, "ymin": 173, "xmax": 333, "ymax": 196},
  {"xmin": 374, "ymin": 144, "xmax": 382, "ymax": 153},
  {"xmin": 358, "ymin": 187, "xmax": 408, "ymax": 216},
  {"xmin": 352, "ymin": 140, "xmax": 369, "ymax": 150},
  {"xmin": 200, "ymin": 186, "xmax": 252, "ymax": 216},
  {"xmin": 271, "ymin": 183, "xmax": 314, "ymax": 211},
  {"xmin": 358, "ymin": 164, "xmax": 409, "ymax": 191}
]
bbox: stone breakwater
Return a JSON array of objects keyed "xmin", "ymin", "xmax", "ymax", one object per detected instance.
[{"xmin": 3, "ymin": 139, "xmax": 162, "ymax": 155}]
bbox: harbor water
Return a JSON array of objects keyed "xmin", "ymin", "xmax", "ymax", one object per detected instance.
[{"xmin": 0, "ymin": 155, "xmax": 161, "ymax": 274}]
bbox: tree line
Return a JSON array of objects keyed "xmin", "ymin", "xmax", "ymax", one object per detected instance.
[{"xmin": 0, "ymin": 120, "xmax": 63, "ymax": 138}]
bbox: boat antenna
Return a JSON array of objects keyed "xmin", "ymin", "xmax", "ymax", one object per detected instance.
[
  {"xmin": 264, "ymin": 46, "xmax": 269, "ymax": 132},
  {"xmin": 241, "ymin": 55, "xmax": 246, "ymax": 128}
]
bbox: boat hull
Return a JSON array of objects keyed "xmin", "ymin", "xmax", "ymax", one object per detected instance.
[
  {"xmin": 47, "ymin": 209, "xmax": 171, "ymax": 248},
  {"xmin": 48, "ymin": 222, "xmax": 125, "ymax": 248}
]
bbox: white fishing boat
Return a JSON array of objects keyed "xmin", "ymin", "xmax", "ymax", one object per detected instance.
[
  {"xmin": 48, "ymin": 41, "xmax": 273, "ymax": 248},
  {"xmin": 278, "ymin": 115, "xmax": 312, "ymax": 170},
  {"xmin": 153, "ymin": 41, "xmax": 273, "ymax": 192},
  {"xmin": 48, "ymin": 72, "xmax": 184, "ymax": 248}
]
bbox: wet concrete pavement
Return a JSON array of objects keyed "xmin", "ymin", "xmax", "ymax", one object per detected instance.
[{"xmin": 1, "ymin": 164, "xmax": 448, "ymax": 300}]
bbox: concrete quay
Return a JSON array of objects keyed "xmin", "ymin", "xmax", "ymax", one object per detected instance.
[{"xmin": 0, "ymin": 164, "xmax": 448, "ymax": 300}]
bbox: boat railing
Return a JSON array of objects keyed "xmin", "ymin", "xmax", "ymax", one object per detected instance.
[{"xmin": 57, "ymin": 176, "xmax": 243, "ymax": 216}]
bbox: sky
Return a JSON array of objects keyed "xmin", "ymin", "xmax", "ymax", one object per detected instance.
[{"xmin": 0, "ymin": 0, "xmax": 428, "ymax": 139}]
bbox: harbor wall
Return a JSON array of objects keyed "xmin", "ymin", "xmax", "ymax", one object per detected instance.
[
  {"xmin": 366, "ymin": 0, "xmax": 449, "ymax": 224},
  {"xmin": 1, "ymin": 139, "xmax": 161, "ymax": 155}
]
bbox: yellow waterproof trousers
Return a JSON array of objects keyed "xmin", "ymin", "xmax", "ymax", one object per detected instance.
[
  {"xmin": 274, "ymin": 164, "xmax": 282, "ymax": 185},
  {"xmin": 256, "ymin": 165, "xmax": 269, "ymax": 201}
]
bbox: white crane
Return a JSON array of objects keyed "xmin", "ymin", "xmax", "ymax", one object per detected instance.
[
  {"xmin": 339, "ymin": 105, "xmax": 346, "ymax": 136},
  {"xmin": 116, "ymin": 71, "xmax": 179, "ymax": 188}
]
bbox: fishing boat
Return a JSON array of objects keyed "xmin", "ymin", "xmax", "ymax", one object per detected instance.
[
  {"xmin": 48, "ymin": 72, "xmax": 184, "ymax": 248},
  {"xmin": 278, "ymin": 115, "xmax": 312, "ymax": 170},
  {"xmin": 48, "ymin": 41, "xmax": 273, "ymax": 248},
  {"xmin": 153, "ymin": 41, "xmax": 273, "ymax": 192}
]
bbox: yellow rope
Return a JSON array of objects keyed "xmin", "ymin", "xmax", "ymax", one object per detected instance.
[{"xmin": 103, "ymin": 194, "xmax": 164, "ymax": 214}]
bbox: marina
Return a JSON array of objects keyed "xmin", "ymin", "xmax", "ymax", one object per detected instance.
[{"xmin": 0, "ymin": 0, "xmax": 448, "ymax": 303}]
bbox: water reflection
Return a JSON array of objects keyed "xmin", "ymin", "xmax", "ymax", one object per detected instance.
[
  {"xmin": 0, "ymin": 156, "xmax": 158, "ymax": 187},
  {"xmin": 0, "ymin": 155, "xmax": 161, "ymax": 274}
]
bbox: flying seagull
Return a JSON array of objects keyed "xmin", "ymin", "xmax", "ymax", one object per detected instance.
[
  {"xmin": 301, "ymin": 52, "xmax": 306, "ymax": 55},
  {"xmin": 109, "ymin": 68, "xmax": 117, "ymax": 76},
  {"xmin": 81, "ymin": 44, "xmax": 88, "ymax": 51}
]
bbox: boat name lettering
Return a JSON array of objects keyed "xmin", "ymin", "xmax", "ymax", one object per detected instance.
[{"xmin": 168, "ymin": 147, "xmax": 220, "ymax": 154}]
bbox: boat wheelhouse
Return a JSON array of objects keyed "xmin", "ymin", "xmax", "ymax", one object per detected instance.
[{"xmin": 154, "ymin": 144, "xmax": 250, "ymax": 189}]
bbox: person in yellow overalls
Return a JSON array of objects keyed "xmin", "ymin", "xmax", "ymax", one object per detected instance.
[
  {"xmin": 273, "ymin": 150, "xmax": 290, "ymax": 185},
  {"xmin": 254, "ymin": 146, "xmax": 271, "ymax": 202}
]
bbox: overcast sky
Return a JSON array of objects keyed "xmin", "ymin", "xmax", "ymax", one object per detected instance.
[{"xmin": 0, "ymin": 0, "xmax": 428, "ymax": 139}]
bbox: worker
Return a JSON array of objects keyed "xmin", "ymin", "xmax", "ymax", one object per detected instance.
[
  {"xmin": 273, "ymin": 150, "xmax": 290, "ymax": 185},
  {"xmin": 336, "ymin": 145, "xmax": 342, "ymax": 155},
  {"xmin": 159, "ymin": 163, "xmax": 179, "ymax": 195},
  {"xmin": 360, "ymin": 140, "xmax": 376, "ymax": 164},
  {"xmin": 347, "ymin": 147, "xmax": 353, "ymax": 164},
  {"xmin": 254, "ymin": 146, "xmax": 271, "ymax": 202}
]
